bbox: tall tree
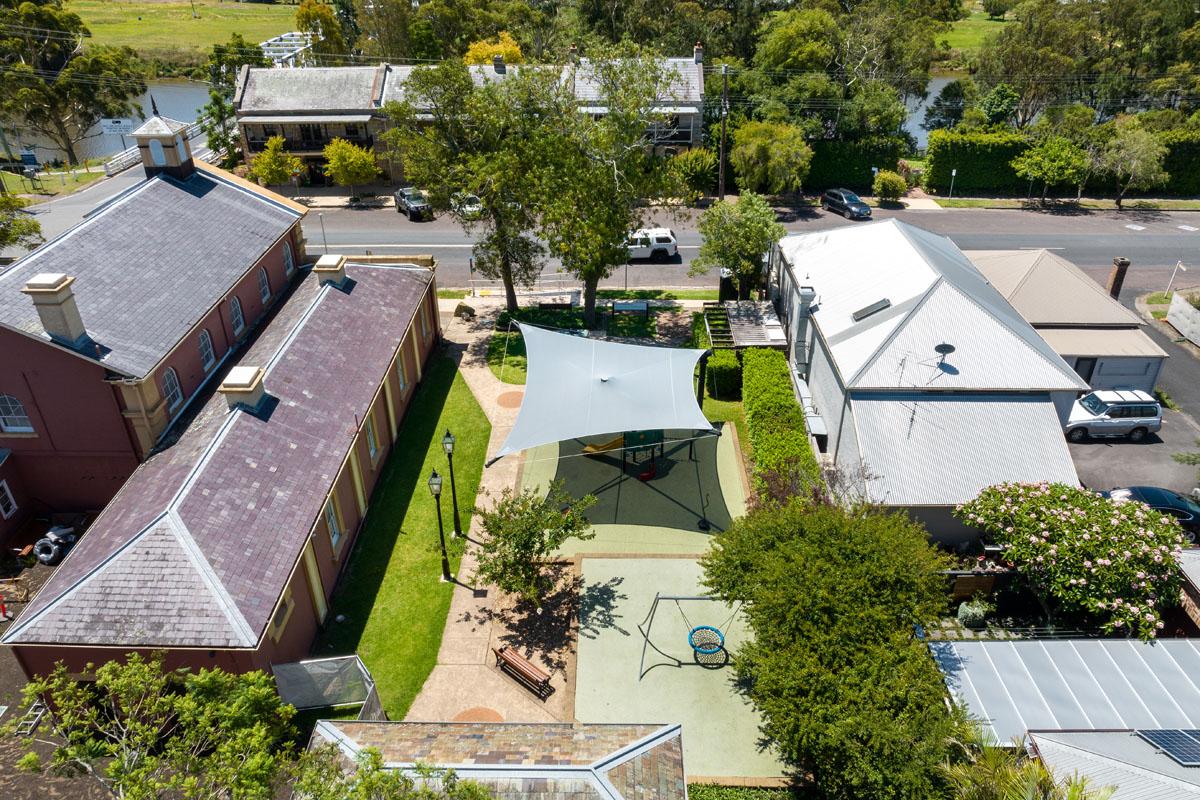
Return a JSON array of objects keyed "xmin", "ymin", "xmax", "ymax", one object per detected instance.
[
  {"xmin": 690, "ymin": 193, "xmax": 784, "ymax": 298},
  {"xmin": 297, "ymin": 0, "xmax": 349, "ymax": 64},
  {"xmin": 250, "ymin": 135, "xmax": 303, "ymax": 188},
  {"xmin": 206, "ymin": 33, "xmax": 268, "ymax": 94},
  {"xmin": 0, "ymin": 195, "xmax": 44, "ymax": 251},
  {"xmin": 0, "ymin": 0, "xmax": 144, "ymax": 166},
  {"xmin": 729, "ymin": 120, "xmax": 813, "ymax": 195},
  {"xmin": 17, "ymin": 652, "xmax": 295, "ymax": 799},
  {"xmin": 323, "ymin": 137, "xmax": 378, "ymax": 196},
  {"xmin": 463, "ymin": 31, "xmax": 524, "ymax": 64},
  {"xmin": 1097, "ymin": 118, "xmax": 1168, "ymax": 209},
  {"xmin": 1011, "ymin": 135, "xmax": 1089, "ymax": 202},
  {"xmin": 537, "ymin": 51, "xmax": 677, "ymax": 326},
  {"xmin": 198, "ymin": 89, "xmax": 239, "ymax": 169},
  {"xmin": 354, "ymin": 0, "xmax": 410, "ymax": 60}
]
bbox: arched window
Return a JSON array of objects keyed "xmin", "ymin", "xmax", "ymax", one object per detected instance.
[
  {"xmin": 258, "ymin": 268, "xmax": 271, "ymax": 303},
  {"xmin": 198, "ymin": 329, "xmax": 215, "ymax": 372},
  {"xmin": 149, "ymin": 138, "xmax": 166, "ymax": 167},
  {"xmin": 0, "ymin": 394, "xmax": 33, "ymax": 433},
  {"xmin": 230, "ymin": 297, "xmax": 245, "ymax": 335},
  {"xmin": 174, "ymin": 133, "xmax": 189, "ymax": 161},
  {"xmin": 161, "ymin": 368, "xmax": 183, "ymax": 412},
  {"xmin": 283, "ymin": 241, "xmax": 295, "ymax": 277}
]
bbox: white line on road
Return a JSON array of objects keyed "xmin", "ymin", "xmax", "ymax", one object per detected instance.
[
  {"xmin": 1125, "ymin": 224, "xmax": 1146, "ymax": 231},
  {"xmin": 1018, "ymin": 246, "xmax": 1065, "ymax": 250},
  {"xmin": 1179, "ymin": 225, "xmax": 1199, "ymax": 232}
]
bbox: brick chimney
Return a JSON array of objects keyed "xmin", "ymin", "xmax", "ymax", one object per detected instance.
[
  {"xmin": 22, "ymin": 273, "xmax": 89, "ymax": 348},
  {"xmin": 694, "ymin": 41, "xmax": 704, "ymax": 64},
  {"xmin": 1106, "ymin": 257, "xmax": 1130, "ymax": 300},
  {"xmin": 219, "ymin": 366, "xmax": 267, "ymax": 412},
  {"xmin": 493, "ymin": 54, "xmax": 505, "ymax": 74},
  {"xmin": 314, "ymin": 254, "xmax": 347, "ymax": 287}
]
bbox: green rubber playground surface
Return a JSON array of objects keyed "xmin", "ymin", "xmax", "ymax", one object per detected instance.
[{"xmin": 574, "ymin": 557, "xmax": 785, "ymax": 780}]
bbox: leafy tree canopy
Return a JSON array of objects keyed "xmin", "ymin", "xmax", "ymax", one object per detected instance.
[
  {"xmin": 207, "ymin": 33, "xmax": 268, "ymax": 95},
  {"xmin": 463, "ymin": 31, "xmax": 524, "ymax": 65},
  {"xmin": 251, "ymin": 135, "xmax": 304, "ymax": 186},
  {"xmin": 298, "ymin": 0, "xmax": 349, "ymax": 63},
  {"xmin": 691, "ymin": 192, "xmax": 784, "ymax": 298},
  {"xmin": 0, "ymin": 195, "xmax": 44, "ymax": 251},
  {"xmin": 323, "ymin": 137, "xmax": 379, "ymax": 193},
  {"xmin": 1010, "ymin": 135, "xmax": 1089, "ymax": 201},
  {"xmin": 729, "ymin": 120, "xmax": 813, "ymax": 195}
]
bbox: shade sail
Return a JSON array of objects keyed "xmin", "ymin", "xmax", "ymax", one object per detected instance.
[{"xmin": 492, "ymin": 323, "xmax": 715, "ymax": 461}]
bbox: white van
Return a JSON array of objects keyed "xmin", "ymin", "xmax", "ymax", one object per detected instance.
[{"xmin": 626, "ymin": 228, "xmax": 678, "ymax": 261}]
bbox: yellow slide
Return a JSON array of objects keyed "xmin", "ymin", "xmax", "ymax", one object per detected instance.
[{"xmin": 583, "ymin": 434, "xmax": 624, "ymax": 455}]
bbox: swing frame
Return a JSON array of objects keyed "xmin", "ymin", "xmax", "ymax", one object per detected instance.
[{"xmin": 635, "ymin": 592, "xmax": 740, "ymax": 680}]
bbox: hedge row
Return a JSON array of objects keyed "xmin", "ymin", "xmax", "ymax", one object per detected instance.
[
  {"xmin": 1160, "ymin": 129, "xmax": 1200, "ymax": 196},
  {"xmin": 741, "ymin": 348, "xmax": 822, "ymax": 497},
  {"xmin": 807, "ymin": 136, "xmax": 906, "ymax": 192},
  {"xmin": 925, "ymin": 129, "xmax": 1030, "ymax": 194},
  {"xmin": 706, "ymin": 349, "xmax": 742, "ymax": 400}
]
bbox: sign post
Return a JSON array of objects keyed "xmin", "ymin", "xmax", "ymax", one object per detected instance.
[
  {"xmin": 949, "ymin": 168, "xmax": 957, "ymax": 199},
  {"xmin": 100, "ymin": 118, "xmax": 135, "ymax": 153}
]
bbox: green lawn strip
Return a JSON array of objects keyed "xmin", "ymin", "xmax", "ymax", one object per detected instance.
[
  {"xmin": 312, "ymin": 355, "xmax": 491, "ymax": 720},
  {"xmin": 2, "ymin": 169, "xmax": 105, "ymax": 196},
  {"xmin": 596, "ymin": 289, "xmax": 720, "ymax": 301},
  {"xmin": 1152, "ymin": 310, "xmax": 1168, "ymax": 320},
  {"xmin": 487, "ymin": 329, "xmax": 527, "ymax": 385},
  {"xmin": 942, "ymin": 10, "xmax": 1009, "ymax": 53},
  {"xmin": 688, "ymin": 784, "xmax": 806, "ymax": 800},
  {"xmin": 1145, "ymin": 291, "xmax": 1174, "ymax": 305},
  {"xmin": 68, "ymin": 0, "xmax": 295, "ymax": 63},
  {"xmin": 436, "ymin": 289, "xmax": 469, "ymax": 299},
  {"xmin": 704, "ymin": 397, "xmax": 750, "ymax": 461}
]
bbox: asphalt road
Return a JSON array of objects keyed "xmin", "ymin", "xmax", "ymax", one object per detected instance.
[{"xmin": 304, "ymin": 203, "xmax": 1200, "ymax": 289}]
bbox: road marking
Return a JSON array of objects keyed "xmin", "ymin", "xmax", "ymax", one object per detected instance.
[
  {"xmin": 1018, "ymin": 246, "xmax": 1065, "ymax": 250},
  {"xmin": 1179, "ymin": 225, "xmax": 1198, "ymax": 232},
  {"xmin": 1125, "ymin": 224, "xmax": 1146, "ymax": 231}
]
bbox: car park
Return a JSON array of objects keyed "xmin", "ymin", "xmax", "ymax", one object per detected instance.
[
  {"xmin": 1064, "ymin": 389, "xmax": 1162, "ymax": 442},
  {"xmin": 626, "ymin": 228, "xmax": 678, "ymax": 261},
  {"xmin": 1102, "ymin": 486, "xmax": 1200, "ymax": 542},
  {"xmin": 394, "ymin": 187, "xmax": 432, "ymax": 220},
  {"xmin": 820, "ymin": 188, "xmax": 872, "ymax": 219}
]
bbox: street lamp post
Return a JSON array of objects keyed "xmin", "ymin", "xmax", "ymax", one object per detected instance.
[
  {"xmin": 318, "ymin": 212, "xmax": 329, "ymax": 254},
  {"xmin": 442, "ymin": 429, "xmax": 463, "ymax": 537},
  {"xmin": 427, "ymin": 470, "xmax": 452, "ymax": 582}
]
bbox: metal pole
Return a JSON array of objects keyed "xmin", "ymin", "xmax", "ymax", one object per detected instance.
[
  {"xmin": 718, "ymin": 65, "xmax": 729, "ymax": 201},
  {"xmin": 1166, "ymin": 261, "xmax": 1187, "ymax": 296},
  {"xmin": 319, "ymin": 212, "xmax": 328, "ymax": 253},
  {"xmin": 447, "ymin": 449, "xmax": 462, "ymax": 537},
  {"xmin": 949, "ymin": 168, "xmax": 957, "ymax": 199},
  {"xmin": 435, "ymin": 494, "xmax": 452, "ymax": 582}
]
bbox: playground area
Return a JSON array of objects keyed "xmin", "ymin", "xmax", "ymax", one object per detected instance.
[{"xmin": 573, "ymin": 557, "xmax": 785, "ymax": 781}]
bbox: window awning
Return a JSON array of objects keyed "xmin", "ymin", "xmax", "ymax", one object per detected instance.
[
  {"xmin": 239, "ymin": 114, "xmax": 374, "ymax": 124},
  {"xmin": 491, "ymin": 323, "xmax": 715, "ymax": 463}
]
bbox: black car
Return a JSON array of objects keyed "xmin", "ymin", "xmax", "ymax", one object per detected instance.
[
  {"xmin": 821, "ymin": 188, "xmax": 872, "ymax": 219},
  {"xmin": 1102, "ymin": 486, "xmax": 1200, "ymax": 542}
]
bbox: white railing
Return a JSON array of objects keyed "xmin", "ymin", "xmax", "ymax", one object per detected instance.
[
  {"xmin": 468, "ymin": 274, "xmax": 576, "ymax": 298},
  {"xmin": 103, "ymin": 120, "xmax": 215, "ymax": 175}
]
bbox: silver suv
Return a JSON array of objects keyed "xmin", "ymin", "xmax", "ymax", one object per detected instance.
[{"xmin": 1065, "ymin": 390, "xmax": 1162, "ymax": 442}]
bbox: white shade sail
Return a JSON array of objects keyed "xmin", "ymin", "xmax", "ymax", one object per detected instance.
[{"xmin": 492, "ymin": 323, "xmax": 716, "ymax": 462}]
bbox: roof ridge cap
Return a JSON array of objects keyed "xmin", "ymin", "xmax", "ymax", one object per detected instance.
[{"xmin": 846, "ymin": 275, "xmax": 943, "ymax": 387}]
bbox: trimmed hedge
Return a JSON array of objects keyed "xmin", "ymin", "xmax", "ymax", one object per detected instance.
[
  {"xmin": 807, "ymin": 136, "xmax": 906, "ymax": 192},
  {"xmin": 1160, "ymin": 129, "xmax": 1200, "ymax": 196},
  {"xmin": 741, "ymin": 348, "xmax": 822, "ymax": 497},
  {"xmin": 706, "ymin": 349, "xmax": 742, "ymax": 400},
  {"xmin": 925, "ymin": 129, "xmax": 1029, "ymax": 193}
]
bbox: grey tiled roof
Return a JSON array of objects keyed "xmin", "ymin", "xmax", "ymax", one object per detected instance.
[
  {"xmin": 0, "ymin": 168, "xmax": 302, "ymax": 378},
  {"xmin": 3, "ymin": 263, "xmax": 432, "ymax": 649}
]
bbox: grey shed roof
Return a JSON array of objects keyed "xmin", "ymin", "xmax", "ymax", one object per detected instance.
[
  {"xmin": 1030, "ymin": 731, "xmax": 1200, "ymax": 800},
  {"xmin": 2, "ymin": 262, "xmax": 433, "ymax": 650},
  {"xmin": 931, "ymin": 640, "xmax": 1200, "ymax": 744},
  {"xmin": 0, "ymin": 165, "xmax": 302, "ymax": 378}
]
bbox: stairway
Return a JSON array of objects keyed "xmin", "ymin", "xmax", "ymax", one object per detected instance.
[{"xmin": 702, "ymin": 302, "xmax": 735, "ymax": 349}]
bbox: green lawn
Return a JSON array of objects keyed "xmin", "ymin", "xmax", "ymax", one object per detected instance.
[
  {"xmin": 68, "ymin": 0, "xmax": 296, "ymax": 64},
  {"xmin": 487, "ymin": 328, "xmax": 527, "ymax": 385},
  {"xmin": 596, "ymin": 289, "xmax": 720, "ymax": 301},
  {"xmin": 1145, "ymin": 291, "xmax": 1175, "ymax": 305},
  {"xmin": 2, "ymin": 169, "xmax": 105, "ymax": 197},
  {"xmin": 437, "ymin": 289, "xmax": 469, "ymax": 299},
  {"xmin": 943, "ymin": 9, "xmax": 1009, "ymax": 54},
  {"xmin": 312, "ymin": 355, "xmax": 491, "ymax": 720}
]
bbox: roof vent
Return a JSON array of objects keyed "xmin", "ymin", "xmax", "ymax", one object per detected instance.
[
  {"xmin": 219, "ymin": 365, "xmax": 267, "ymax": 412},
  {"xmin": 314, "ymin": 254, "xmax": 347, "ymax": 287},
  {"xmin": 22, "ymin": 273, "xmax": 90, "ymax": 348},
  {"xmin": 851, "ymin": 298, "xmax": 891, "ymax": 322}
]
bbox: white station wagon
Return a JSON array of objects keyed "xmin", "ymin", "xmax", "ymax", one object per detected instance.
[{"xmin": 1065, "ymin": 389, "xmax": 1162, "ymax": 442}]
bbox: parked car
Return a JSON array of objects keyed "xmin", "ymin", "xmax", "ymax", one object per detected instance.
[
  {"xmin": 394, "ymin": 187, "xmax": 432, "ymax": 220},
  {"xmin": 1065, "ymin": 389, "xmax": 1162, "ymax": 442},
  {"xmin": 626, "ymin": 227, "xmax": 678, "ymax": 261},
  {"xmin": 1102, "ymin": 486, "xmax": 1200, "ymax": 542},
  {"xmin": 821, "ymin": 188, "xmax": 872, "ymax": 219},
  {"xmin": 452, "ymin": 193, "xmax": 484, "ymax": 220}
]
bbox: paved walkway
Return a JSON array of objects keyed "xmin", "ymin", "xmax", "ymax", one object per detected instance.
[{"xmin": 405, "ymin": 300, "xmax": 577, "ymax": 724}]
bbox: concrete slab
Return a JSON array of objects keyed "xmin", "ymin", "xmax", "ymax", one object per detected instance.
[
  {"xmin": 1070, "ymin": 409, "xmax": 1200, "ymax": 494},
  {"xmin": 574, "ymin": 557, "xmax": 785, "ymax": 780}
]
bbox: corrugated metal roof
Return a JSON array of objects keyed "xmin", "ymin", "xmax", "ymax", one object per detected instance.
[
  {"xmin": 777, "ymin": 221, "xmax": 1086, "ymax": 392},
  {"xmin": 849, "ymin": 393, "xmax": 1079, "ymax": 505},
  {"xmin": 239, "ymin": 114, "xmax": 373, "ymax": 124},
  {"xmin": 931, "ymin": 640, "xmax": 1200, "ymax": 744},
  {"xmin": 1031, "ymin": 731, "xmax": 1200, "ymax": 800},
  {"xmin": 1036, "ymin": 327, "xmax": 1168, "ymax": 358},
  {"xmin": 967, "ymin": 250, "xmax": 1145, "ymax": 327},
  {"xmin": 1181, "ymin": 549, "xmax": 1200, "ymax": 592}
]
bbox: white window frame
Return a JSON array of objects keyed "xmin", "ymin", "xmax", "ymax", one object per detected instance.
[
  {"xmin": 230, "ymin": 297, "xmax": 245, "ymax": 336},
  {"xmin": 325, "ymin": 498, "xmax": 342, "ymax": 551},
  {"xmin": 0, "ymin": 394, "xmax": 33, "ymax": 433},
  {"xmin": 198, "ymin": 329, "xmax": 216, "ymax": 372},
  {"xmin": 269, "ymin": 588, "xmax": 294, "ymax": 642},
  {"xmin": 161, "ymin": 367, "xmax": 184, "ymax": 412},
  {"xmin": 258, "ymin": 268, "xmax": 271, "ymax": 303},
  {"xmin": 149, "ymin": 138, "xmax": 166, "ymax": 167},
  {"xmin": 0, "ymin": 479, "xmax": 17, "ymax": 520},
  {"xmin": 396, "ymin": 353, "xmax": 408, "ymax": 394},
  {"xmin": 365, "ymin": 415, "xmax": 379, "ymax": 462},
  {"xmin": 283, "ymin": 241, "xmax": 295, "ymax": 277}
]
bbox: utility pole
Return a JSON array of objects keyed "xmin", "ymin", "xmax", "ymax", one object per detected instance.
[{"xmin": 718, "ymin": 64, "xmax": 729, "ymax": 201}]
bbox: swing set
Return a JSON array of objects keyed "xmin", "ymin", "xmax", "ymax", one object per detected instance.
[{"xmin": 635, "ymin": 592, "xmax": 742, "ymax": 680}]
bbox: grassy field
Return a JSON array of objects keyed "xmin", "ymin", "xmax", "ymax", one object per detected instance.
[
  {"xmin": 68, "ymin": 0, "xmax": 296, "ymax": 64},
  {"xmin": 312, "ymin": 356, "xmax": 491, "ymax": 719},
  {"xmin": 942, "ymin": 9, "xmax": 1009, "ymax": 54},
  {"xmin": 2, "ymin": 169, "xmax": 105, "ymax": 197}
]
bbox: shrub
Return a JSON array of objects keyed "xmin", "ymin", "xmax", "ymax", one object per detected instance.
[
  {"xmin": 741, "ymin": 348, "xmax": 821, "ymax": 500},
  {"xmin": 807, "ymin": 136, "xmax": 905, "ymax": 192},
  {"xmin": 706, "ymin": 349, "xmax": 742, "ymax": 400},
  {"xmin": 872, "ymin": 169, "xmax": 907, "ymax": 202},
  {"xmin": 1158, "ymin": 128, "xmax": 1200, "ymax": 196},
  {"xmin": 956, "ymin": 482, "xmax": 1185, "ymax": 640},
  {"xmin": 671, "ymin": 147, "xmax": 718, "ymax": 204},
  {"xmin": 925, "ymin": 129, "xmax": 1030, "ymax": 194},
  {"xmin": 956, "ymin": 597, "xmax": 993, "ymax": 629},
  {"xmin": 982, "ymin": 0, "xmax": 1013, "ymax": 18}
]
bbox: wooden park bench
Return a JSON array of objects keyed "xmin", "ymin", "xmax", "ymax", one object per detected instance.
[{"xmin": 492, "ymin": 645, "xmax": 553, "ymax": 699}]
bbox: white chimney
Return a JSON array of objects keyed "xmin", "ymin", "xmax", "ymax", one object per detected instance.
[
  {"xmin": 493, "ymin": 54, "xmax": 505, "ymax": 74},
  {"xmin": 314, "ymin": 254, "xmax": 347, "ymax": 287},
  {"xmin": 22, "ymin": 273, "xmax": 89, "ymax": 347},
  {"xmin": 219, "ymin": 366, "xmax": 267, "ymax": 412}
]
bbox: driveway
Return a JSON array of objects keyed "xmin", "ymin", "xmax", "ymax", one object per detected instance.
[{"xmin": 1070, "ymin": 408, "xmax": 1200, "ymax": 494}]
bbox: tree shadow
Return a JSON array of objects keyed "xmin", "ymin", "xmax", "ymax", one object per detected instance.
[{"xmin": 493, "ymin": 565, "xmax": 583, "ymax": 675}]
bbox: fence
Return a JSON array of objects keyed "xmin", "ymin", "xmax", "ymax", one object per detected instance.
[{"xmin": 468, "ymin": 274, "xmax": 577, "ymax": 299}]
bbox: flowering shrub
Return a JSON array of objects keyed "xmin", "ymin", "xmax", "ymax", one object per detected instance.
[{"xmin": 956, "ymin": 482, "xmax": 1185, "ymax": 640}]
